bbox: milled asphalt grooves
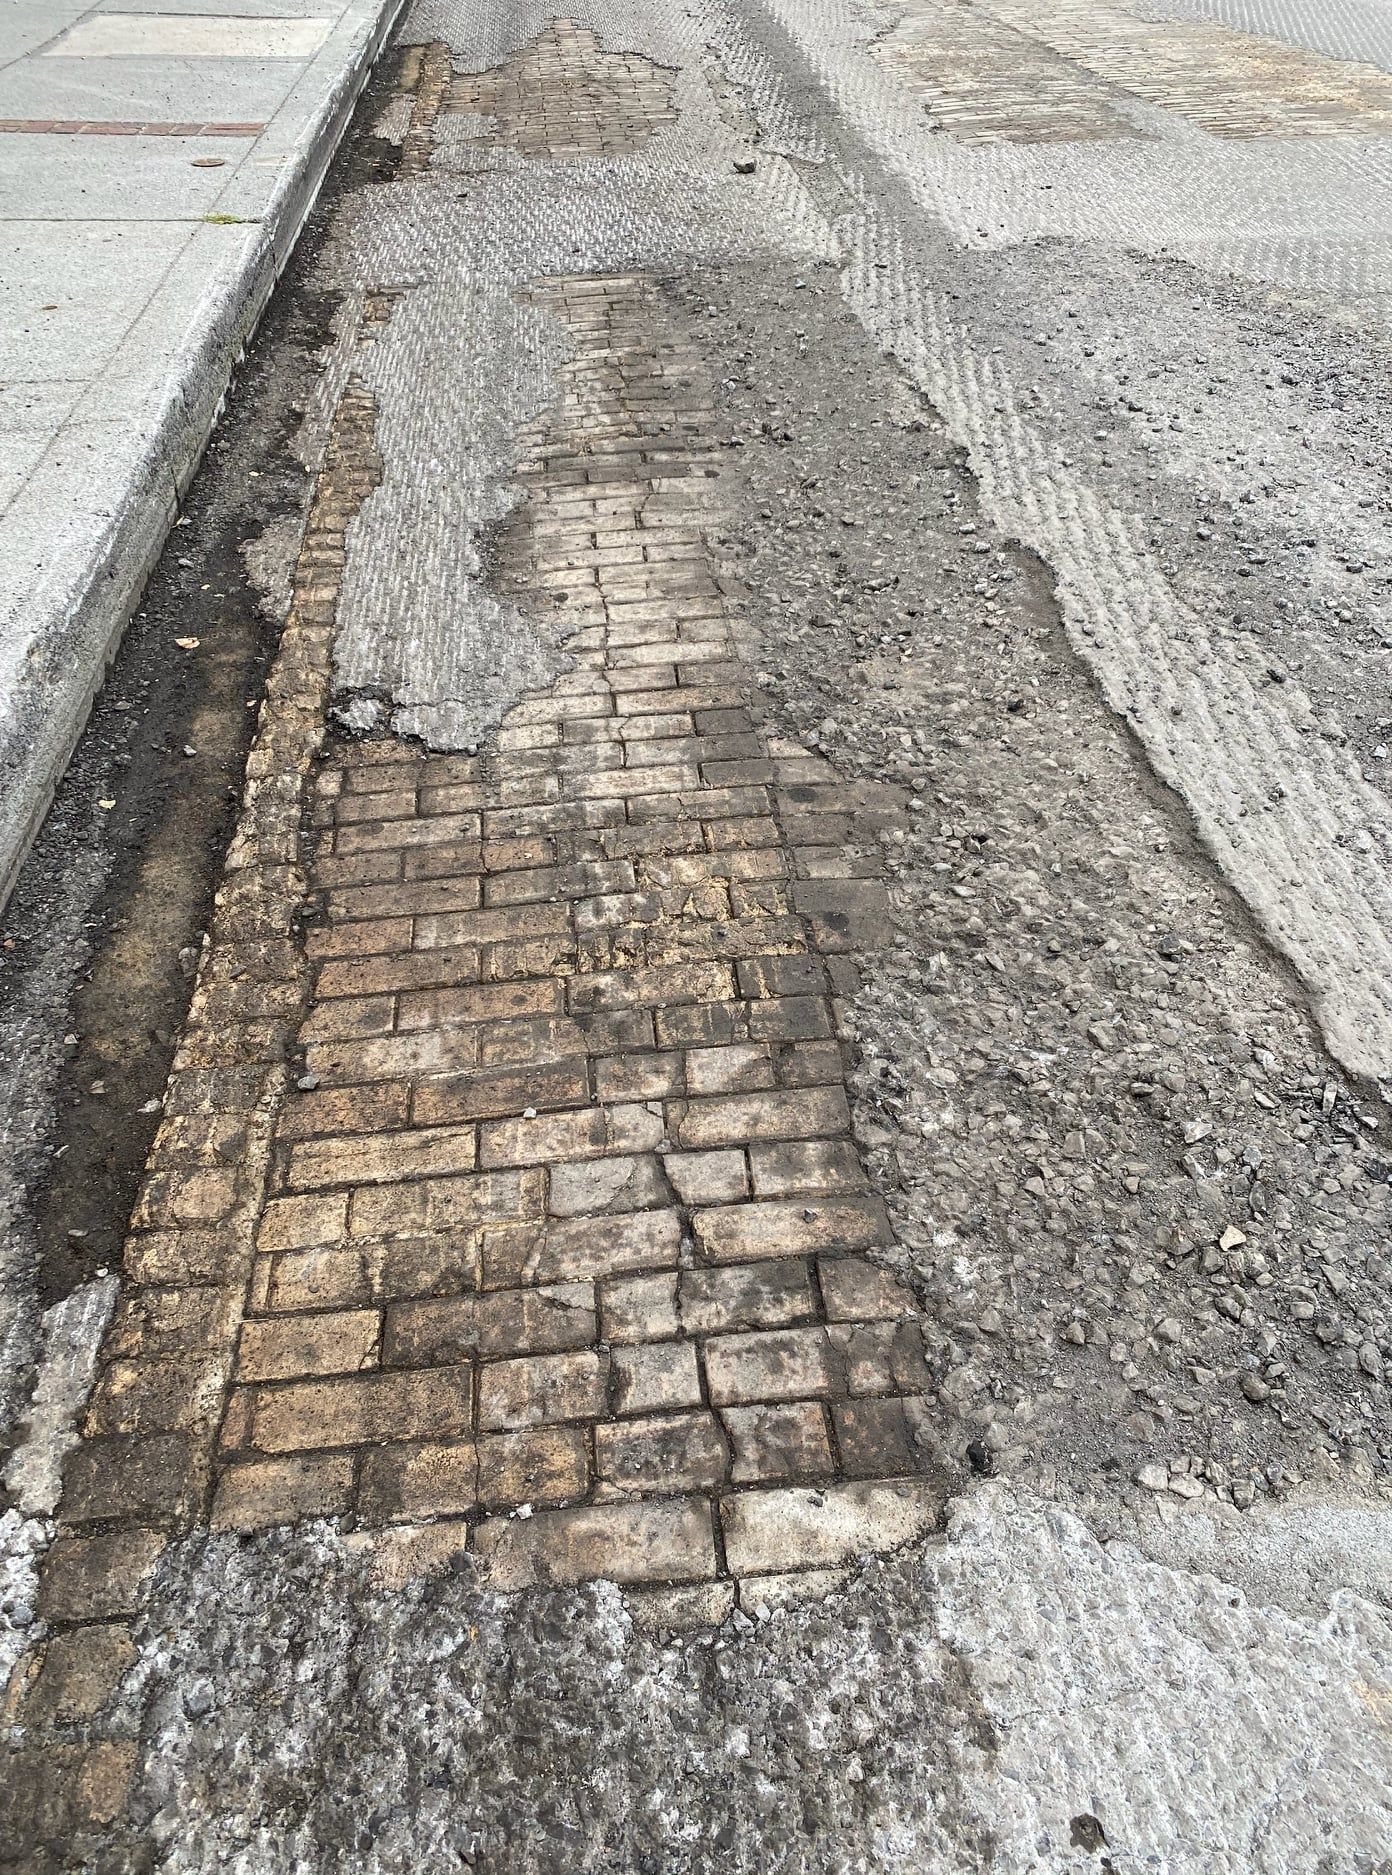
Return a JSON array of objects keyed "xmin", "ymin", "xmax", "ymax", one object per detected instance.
[{"xmin": 0, "ymin": 0, "xmax": 404, "ymax": 914}]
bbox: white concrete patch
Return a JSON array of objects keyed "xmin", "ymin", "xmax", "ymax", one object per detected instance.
[
  {"xmin": 0, "ymin": 1507, "xmax": 50, "ymax": 1699},
  {"xmin": 933, "ymin": 1486, "xmax": 1392, "ymax": 1870},
  {"xmin": 3, "ymin": 1276, "xmax": 118, "ymax": 1516},
  {"xmin": 45, "ymin": 13, "xmax": 334, "ymax": 59}
]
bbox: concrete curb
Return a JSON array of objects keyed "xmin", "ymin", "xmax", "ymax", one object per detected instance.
[{"xmin": 0, "ymin": 0, "xmax": 405, "ymax": 914}]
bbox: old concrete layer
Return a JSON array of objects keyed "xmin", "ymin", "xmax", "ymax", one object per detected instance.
[{"xmin": 0, "ymin": 0, "xmax": 404, "ymax": 914}]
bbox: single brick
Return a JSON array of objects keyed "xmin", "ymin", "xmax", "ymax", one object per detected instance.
[
  {"xmin": 749, "ymin": 1138, "xmax": 866, "ymax": 1199},
  {"xmin": 218, "ymin": 1386, "xmax": 254, "ymax": 1454},
  {"xmin": 736, "ymin": 953, "xmax": 827, "ymax": 999},
  {"xmin": 414, "ymin": 901, "xmax": 571, "ymax": 950},
  {"xmin": 477, "ymin": 1349, "xmax": 608, "ymax": 1430},
  {"xmin": 211, "ymin": 1453, "xmax": 355, "ymax": 1530},
  {"xmin": 326, "ymin": 874, "xmax": 480, "ymax": 921},
  {"xmin": 662, "ymin": 1147, "xmax": 748, "ymax": 1207},
  {"xmin": 721, "ymin": 1480, "xmax": 937, "ymax": 1576},
  {"xmin": 299, "ymin": 994, "xmax": 397, "ymax": 1042},
  {"xmin": 316, "ymin": 944, "xmax": 479, "ymax": 1000},
  {"xmin": 266, "ymin": 1246, "xmax": 374, "ymax": 1311},
  {"xmin": 704, "ymin": 1326, "xmax": 837, "ymax": 1406},
  {"xmin": 818, "ymin": 1257, "xmax": 917, "ymax": 1323},
  {"xmin": 746, "ymin": 996, "xmax": 834, "ymax": 1043},
  {"xmin": 654, "ymin": 999, "xmax": 746, "ymax": 1048},
  {"xmin": 106, "ymin": 1284, "xmax": 229, "ymax": 1359},
  {"xmin": 594, "ymin": 1051, "xmax": 684, "ymax": 1101},
  {"xmin": 574, "ymin": 1006, "xmax": 658, "ymax": 1055},
  {"xmin": 349, "ymin": 1167, "xmax": 543, "ymax": 1239},
  {"xmin": 775, "ymin": 1039, "xmax": 845, "ymax": 1088},
  {"xmin": 831, "ymin": 1319, "xmax": 935, "ymax": 1395},
  {"xmin": 84, "ymin": 1356, "xmax": 207, "ymax": 1437},
  {"xmin": 251, "ymin": 1367, "xmax": 473, "ymax": 1452},
  {"xmin": 39, "ymin": 1528, "xmax": 167, "ymax": 1622},
  {"xmin": 832, "ymin": 1397, "xmax": 923, "ymax": 1477},
  {"xmin": 596, "ymin": 1412, "xmax": 727, "ymax": 1494},
  {"xmin": 693, "ymin": 1195, "xmax": 890, "ymax": 1263},
  {"xmin": 477, "ymin": 1014, "xmax": 588, "ymax": 1070},
  {"xmin": 474, "ymin": 1496, "xmax": 716, "ymax": 1589},
  {"xmin": 572, "ymin": 886, "xmax": 668, "ymax": 927},
  {"xmin": 332, "ymin": 785, "xmax": 416, "ymax": 823},
  {"xmin": 791, "ymin": 879, "xmax": 893, "ymax": 953},
  {"xmin": 77, "ymin": 1740, "xmax": 141, "ymax": 1830},
  {"xmin": 479, "ymin": 1103, "xmax": 663, "ymax": 1168},
  {"xmin": 418, "ymin": 780, "xmax": 487, "ymax": 814},
  {"xmin": 567, "ymin": 960, "xmax": 734, "ymax": 1013},
  {"xmin": 609, "ymin": 1319, "xmax": 704, "ymax": 1411},
  {"xmin": 475, "ymin": 1281, "xmax": 596, "ymax": 1356},
  {"xmin": 60, "ymin": 1432, "xmax": 201, "ymax": 1524},
  {"xmin": 396, "ymin": 977, "xmax": 564, "ymax": 1031},
  {"xmin": 357, "ymin": 1440, "xmax": 477, "ymax": 1524},
  {"xmin": 25, "ymin": 1625, "xmax": 135, "ymax": 1726},
  {"xmin": 278, "ymin": 1082, "xmax": 412, "ymax": 1140},
  {"xmin": 304, "ymin": 1027, "xmax": 479, "ymax": 1088},
  {"xmin": 481, "ymin": 833, "xmax": 557, "ymax": 869},
  {"xmin": 382, "ymin": 1295, "xmax": 478, "ymax": 1367},
  {"xmin": 534, "ymin": 1207, "xmax": 682, "ymax": 1284},
  {"xmin": 477, "ymin": 1427, "xmax": 590, "ymax": 1509},
  {"xmin": 377, "ymin": 1233, "xmax": 483, "ymax": 1300},
  {"xmin": 413, "ymin": 1057, "xmax": 591, "ymax": 1126},
  {"xmin": 238, "ymin": 1309, "xmax": 380, "ymax": 1381},
  {"xmin": 283, "ymin": 1124, "xmax": 478, "ymax": 1192},
  {"xmin": 304, "ymin": 915, "xmax": 413, "ymax": 960},
  {"xmin": 676, "ymin": 1086, "xmax": 850, "ymax": 1150},
  {"xmin": 679, "ymin": 1260, "xmax": 816, "ymax": 1335},
  {"xmin": 134, "ymin": 1166, "xmax": 240, "ymax": 1229},
  {"xmin": 336, "ymin": 812, "xmax": 480, "ymax": 853},
  {"xmin": 723, "ymin": 1401, "xmax": 834, "ymax": 1482},
  {"xmin": 485, "ymin": 857, "xmax": 634, "ymax": 907},
  {"xmin": 684, "ymin": 1043, "xmax": 774, "ymax": 1096},
  {"xmin": 600, "ymin": 1271, "xmax": 680, "ymax": 1342},
  {"xmin": 704, "ymin": 814, "xmax": 781, "ymax": 851},
  {"xmin": 257, "ymin": 1192, "xmax": 349, "ymax": 1253}
]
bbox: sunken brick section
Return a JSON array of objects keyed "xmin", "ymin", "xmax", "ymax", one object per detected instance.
[
  {"xmin": 7, "ymin": 316, "xmax": 392, "ymax": 1832},
  {"xmin": 210, "ymin": 274, "xmax": 939, "ymax": 1593},
  {"xmin": 398, "ymin": 39, "xmax": 453, "ymax": 176},
  {"xmin": 444, "ymin": 18, "xmax": 677, "ymax": 157}
]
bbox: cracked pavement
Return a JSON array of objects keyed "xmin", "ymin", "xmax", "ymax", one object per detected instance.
[{"xmin": 3, "ymin": 0, "xmax": 1392, "ymax": 1868}]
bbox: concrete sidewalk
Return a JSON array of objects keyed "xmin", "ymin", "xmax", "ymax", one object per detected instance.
[{"xmin": 0, "ymin": 0, "xmax": 402, "ymax": 909}]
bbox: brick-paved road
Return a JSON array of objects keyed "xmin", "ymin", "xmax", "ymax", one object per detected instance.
[
  {"xmin": 219, "ymin": 274, "xmax": 940, "ymax": 1583},
  {"xmin": 6, "ymin": 1, "xmax": 1392, "ymax": 1868}
]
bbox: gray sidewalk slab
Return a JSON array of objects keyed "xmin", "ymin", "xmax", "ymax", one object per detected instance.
[{"xmin": 0, "ymin": 0, "xmax": 402, "ymax": 910}]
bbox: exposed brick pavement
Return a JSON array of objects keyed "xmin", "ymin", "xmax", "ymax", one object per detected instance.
[
  {"xmin": 218, "ymin": 271, "xmax": 940, "ymax": 1595},
  {"xmin": 443, "ymin": 18, "xmax": 677, "ymax": 157}
]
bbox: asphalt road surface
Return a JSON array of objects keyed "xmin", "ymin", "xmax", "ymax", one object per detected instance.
[{"xmin": 3, "ymin": 0, "xmax": 1392, "ymax": 1868}]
